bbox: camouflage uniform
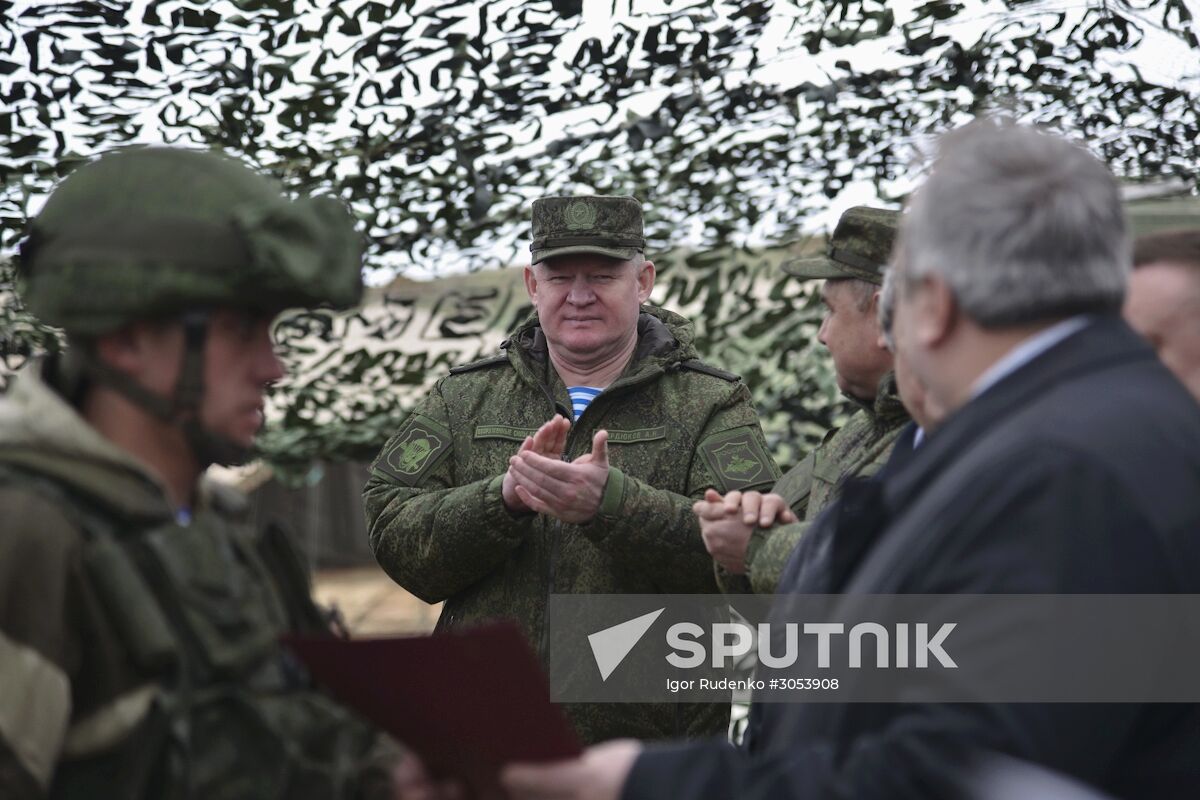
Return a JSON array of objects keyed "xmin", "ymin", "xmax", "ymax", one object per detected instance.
[
  {"xmin": 0, "ymin": 149, "xmax": 390, "ymax": 799},
  {"xmin": 732, "ymin": 207, "xmax": 911, "ymax": 595},
  {"xmin": 364, "ymin": 196, "xmax": 779, "ymax": 745}
]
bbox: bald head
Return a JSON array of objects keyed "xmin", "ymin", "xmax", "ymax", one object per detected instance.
[{"xmin": 1124, "ymin": 229, "xmax": 1200, "ymax": 403}]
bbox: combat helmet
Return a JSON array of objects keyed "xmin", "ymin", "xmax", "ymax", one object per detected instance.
[{"xmin": 16, "ymin": 146, "xmax": 364, "ymax": 465}]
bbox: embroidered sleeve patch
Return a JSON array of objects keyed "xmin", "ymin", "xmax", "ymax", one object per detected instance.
[
  {"xmin": 698, "ymin": 427, "xmax": 775, "ymax": 492},
  {"xmin": 375, "ymin": 414, "xmax": 453, "ymax": 486}
]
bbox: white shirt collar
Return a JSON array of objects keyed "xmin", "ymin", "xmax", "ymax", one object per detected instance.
[{"xmin": 969, "ymin": 315, "xmax": 1092, "ymax": 400}]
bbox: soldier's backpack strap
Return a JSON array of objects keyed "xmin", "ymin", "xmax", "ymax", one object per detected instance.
[
  {"xmin": 448, "ymin": 354, "xmax": 509, "ymax": 375},
  {"xmin": 679, "ymin": 359, "xmax": 740, "ymax": 382}
]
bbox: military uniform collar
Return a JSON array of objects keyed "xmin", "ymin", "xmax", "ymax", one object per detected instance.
[
  {"xmin": 507, "ymin": 304, "xmax": 697, "ymax": 380},
  {"xmin": 842, "ymin": 371, "xmax": 908, "ymax": 432}
]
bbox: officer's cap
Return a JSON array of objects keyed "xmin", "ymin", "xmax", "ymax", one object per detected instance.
[
  {"xmin": 783, "ymin": 206, "xmax": 899, "ymax": 285},
  {"xmin": 530, "ymin": 195, "xmax": 645, "ymax": 265}
]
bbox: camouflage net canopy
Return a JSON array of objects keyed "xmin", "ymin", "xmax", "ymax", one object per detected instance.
[{"xmin": 1, "ymin": 0, "xmax": 1198, "ymax": 478}]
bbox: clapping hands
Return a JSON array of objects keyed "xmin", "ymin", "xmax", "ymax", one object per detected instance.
[{"xmin": 502, "ymin": 416, "xmax": 611, "ymax": 524}]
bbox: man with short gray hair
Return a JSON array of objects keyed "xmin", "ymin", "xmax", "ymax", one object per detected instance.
[
  {"xmin": 498, "ymin": 118, "xmax": 1200, "ymax": 800},
  {"xmin": 894, "ymin": 122, "xmax": 1128, "ymax": 333}
]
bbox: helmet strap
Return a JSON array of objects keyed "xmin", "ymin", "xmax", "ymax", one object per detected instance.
[
  {"xmin": 82, "ymin": 311, "xmax": 251, "ymax": 468},
  {"xmin": 173, "ymin": 313, "xmax": 252, "ymax": 467}
]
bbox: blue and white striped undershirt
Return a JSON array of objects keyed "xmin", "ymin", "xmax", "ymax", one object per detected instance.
[{"xmin": 568, "ymin": 386, "xmax": 603, "ymax": 418}]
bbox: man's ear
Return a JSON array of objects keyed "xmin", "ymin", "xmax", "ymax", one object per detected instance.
[
  {"xmin": 916, "ymin": 274, "xmax": 958, "ymax": 348},
  {"xmin": 523, "ymin": 265, "xmax": 539, "ymax": 307},
  {"xmin": 867, "ymin": 290, "xmax": 891, "ymax": 352},
  {"xmin": 867, "ymin": 287, "xmax": 882, "ymax": 318},
  {"xmin": 636, "ymin": 259, "xmax": 655, "ymax": 304}
]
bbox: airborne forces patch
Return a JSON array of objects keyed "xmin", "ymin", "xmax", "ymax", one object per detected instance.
[
  {"xmin": 698, "ymin": 427, "xmax": 775, "ymax": 492},
  {"xmin": 374, "ymin": 414, "xmax": 453, "ymax": 486}
]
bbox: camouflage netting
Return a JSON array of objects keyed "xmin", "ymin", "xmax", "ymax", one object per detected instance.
[
  {"xmin": 2, "ymin": 0, "xmax": 1199, "ymax": 479},
  {"xmin": 0, "ymin": 257, "xmax": 64, "ymax": 376}
]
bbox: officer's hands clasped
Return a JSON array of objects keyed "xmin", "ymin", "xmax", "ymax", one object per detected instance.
[{"xmin": 503, "ymin": 416, "xmax": 611, "ymax": 524}]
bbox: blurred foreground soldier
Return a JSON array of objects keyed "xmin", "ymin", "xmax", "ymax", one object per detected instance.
[
  {"xmin": 364, "ymin": 195, "xmax": 778, "ymax": 743},
  {"xmin": 498, "ymin": 120, "xmax": 1200, "ymax": 799},
  {"xmin": 0, "ymin": 148, "xmax": 395, "ymax": 798},
  {"xmin": 699, "ymin": 207, "xmax": 910, "ymax": 592},
  {"xmin": 1124, "ymin": 229, "xmax": 1200, "ymax": 402}
]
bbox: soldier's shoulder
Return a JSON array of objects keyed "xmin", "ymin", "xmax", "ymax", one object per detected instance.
[
  {"xmin": 777, "ymin": 449, "xmax": 816, "ymax": 486},
  {"xmin": 447, "ymin": 353, "xmax": 512, "ymax": 377},
  {"xmin": 864, "ymin": 420, "xmax": 911, "ymax": 468},
  {"xmin": 818, "ymin": 410, "xmax": 882, "ymax": 463},
  {"xmin": 677, "ymin": 358, "xmax": 742, "ymax": 383}
]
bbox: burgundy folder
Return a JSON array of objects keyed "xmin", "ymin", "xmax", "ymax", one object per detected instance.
[{"xmin": 283, "ymin": 622, "xmax": 582, "ymax": 791}]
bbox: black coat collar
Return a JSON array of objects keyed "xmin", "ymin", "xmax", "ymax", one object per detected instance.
[{"xmin": 881, "ymin": 316, "xmax": 1152, "ymax": 517}]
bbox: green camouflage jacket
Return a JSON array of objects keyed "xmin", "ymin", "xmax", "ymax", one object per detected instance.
[
  {"xmin": 364, "ymin": 305, "xmax": 779, "ymax": 744},
  {"xmin": 0, "ymin": 362, "xmax": 390, "ymax": 800},
  {"xmin": 738, "ymin": 374, "xmax": 910, "ymax": 595}
]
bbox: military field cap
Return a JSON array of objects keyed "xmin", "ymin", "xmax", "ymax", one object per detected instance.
[
  {"xmin": 783, "ymin": 206, "xmax": 900, "ymax": 285},
  {"xmin": 17, "ymin": 146, "xmax": 364, "ymax": 336},
  {"xmin": 530, "ymin": 195, "xmax": 645, "ymax": 264}
]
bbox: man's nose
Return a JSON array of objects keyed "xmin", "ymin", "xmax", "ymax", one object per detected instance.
[
  {"xmin": 567, "ymin": 280, "xmax": 595, "ymax": 305},
  {"xmin": 256, "ymin": 336, "xmax": 287, "ymax": 385},
  {"xmin": 817, "ymin": 315, "xmax": 830, "ymax": 347}
]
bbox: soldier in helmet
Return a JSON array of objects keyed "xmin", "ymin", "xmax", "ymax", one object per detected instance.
[
  {"xmin": 364, "ymin": 195, "xmax": 779, "ymax": 746},
  {"xmin": 0, "ymin": 148, "xmax": 396, "ymax": 798},
  {"xmin": 696, "ymin": 207, "xmax": 912, "ymax": 594}
]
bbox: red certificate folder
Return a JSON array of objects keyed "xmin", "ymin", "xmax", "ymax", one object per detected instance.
[{"xmin": 283, "ymin": 622, "xmax": 582, "ymax": 789}]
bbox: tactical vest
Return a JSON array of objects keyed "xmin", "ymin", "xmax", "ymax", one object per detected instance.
[{"xmin": 0, "ymin": 462, "xmax": 382, "ymax": 800}]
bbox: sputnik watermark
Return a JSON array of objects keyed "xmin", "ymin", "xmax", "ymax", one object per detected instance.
[
  {"xmin": 547, "ymin": 594, "xmax": 1200, "ymax": 703},
  {"xmin": 665, "ymin": 621, "xmax": 956, "ymax": 669}
]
